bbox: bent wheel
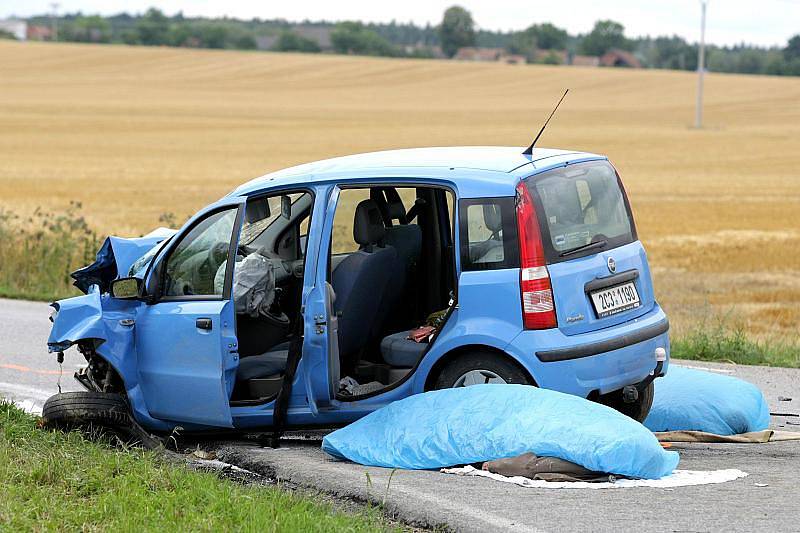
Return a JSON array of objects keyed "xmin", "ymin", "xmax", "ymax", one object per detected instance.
[
  {"xmin": 42, "ymin": 391, "xmax": 131, "ymax": 432},
  {"xmin": 433, "ymin": 351, "xmax": 533, "ymax": 390}
]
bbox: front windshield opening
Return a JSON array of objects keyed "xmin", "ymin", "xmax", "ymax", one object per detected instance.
[
  {"xmin": 525, "ymin": 161, "xmax": 636, "ymax": 262},
  {"xmin": 128, "ymin": 237, "xmax": 170, "ymax": 278}
]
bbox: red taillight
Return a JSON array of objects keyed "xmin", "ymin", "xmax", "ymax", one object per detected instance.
[{"xmin": 516, "ymin": 182, "xmax": 557, "ymax": 329}]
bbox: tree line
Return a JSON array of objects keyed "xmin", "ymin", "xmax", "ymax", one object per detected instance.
[{"xmin": 15, "ymin": 6, "xmax": 800, "ymax": 76}]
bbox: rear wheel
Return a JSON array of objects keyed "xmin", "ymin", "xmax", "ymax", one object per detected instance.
[
  {"xmin": 599, "ymin": 382, "xmax": 655, "ymax": 423},
  {"xmin": 433, "ymin": 351, "xmax": 533, "ymax": 389},
  {"xmin": 42, "ymin": 391, "xmax": 131, "ymax": 432}
]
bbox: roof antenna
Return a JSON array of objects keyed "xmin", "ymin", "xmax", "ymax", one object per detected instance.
[{"xmin": 522, "ymin": 89, "xmax": 569, "ymax": 156}]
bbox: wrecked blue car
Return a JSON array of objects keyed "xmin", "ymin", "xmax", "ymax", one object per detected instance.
[{"xmin": 45, "ymin": 146, "xmax": 670, "ymax": 435}]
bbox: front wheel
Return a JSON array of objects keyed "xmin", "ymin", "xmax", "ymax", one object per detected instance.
[
  {"xmin": 42, "ymin": 391, "xmax": 131, "ymax": 431},
  {"xmin": 433, "ymin": 352, "xmax": 534, "ymax": 389}
]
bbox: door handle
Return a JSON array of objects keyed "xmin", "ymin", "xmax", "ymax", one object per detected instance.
[{"xmin": 196, "ymin": 318, "xmax": 212, "ymax": 330}]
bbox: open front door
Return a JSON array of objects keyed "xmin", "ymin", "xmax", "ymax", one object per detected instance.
[{"xmin": 136, "ymin": 201, "xmax": 244, "ymax": 427}]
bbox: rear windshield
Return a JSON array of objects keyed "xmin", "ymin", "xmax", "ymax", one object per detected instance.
[{"xmin": 524, "ymin": 160, "xmax": 636, "ymax": 262}]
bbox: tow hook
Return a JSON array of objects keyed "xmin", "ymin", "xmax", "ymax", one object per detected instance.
[{"xmin": 623, "ymin": 347, "xmax": 667, "ymax": 404}]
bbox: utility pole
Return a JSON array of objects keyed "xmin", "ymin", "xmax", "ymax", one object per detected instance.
[
  {"xmin": 50, "ymin": 3, "xmax": 60, "ymax": 41},
  {"xmin": 695, "ymin": 0, "xmax": 708, "ymax": 129}
]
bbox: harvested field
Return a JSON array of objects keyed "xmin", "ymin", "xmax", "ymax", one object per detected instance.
[{"xmin": 1, "ymin": 40, "xmax": 798, "ymax": 338}]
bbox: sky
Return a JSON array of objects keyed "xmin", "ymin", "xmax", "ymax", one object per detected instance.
[{"xmin": 3, "ymin": 0, "xmax": 799, "ymax": 48}]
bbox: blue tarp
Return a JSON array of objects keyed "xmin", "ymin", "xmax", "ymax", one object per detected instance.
[
  {"xmin": 644, "ymin": 366, "xmax": 771, "ymax": 435},
  {"xmin": 323, "ymin": 384, "xmax": 679, "ymax": 479}
]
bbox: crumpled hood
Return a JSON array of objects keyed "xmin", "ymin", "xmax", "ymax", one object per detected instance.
[{"xmin": 71, "ymin": 227, "xmax": 175, "ymax": 293}]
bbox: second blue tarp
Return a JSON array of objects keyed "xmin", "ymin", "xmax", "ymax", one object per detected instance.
[{"xmin": 645, "ymin": 365, "xmax": 770, "ymax": 435}]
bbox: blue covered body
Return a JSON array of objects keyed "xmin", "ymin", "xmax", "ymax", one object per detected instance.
[
  {"xmin": 47, "ymin": 146, "xmax": 670, "ymax": 432},
  {"xmin": 644, "ymin": 366, "xmax": 771, "ymax": 435},
  {"xmin": 323, "ymin": 384, "xmax": 679, "ymax": 479}
]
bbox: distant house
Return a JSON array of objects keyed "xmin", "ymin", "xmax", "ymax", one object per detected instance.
[
  {"xmin": 404, "ymin": 43, "xmax": 446, "ymax": 59},
  {"xmin": 503, "ymin": 54, "xmax": 527, "ymax": 65},
  {"xmin": 293, "ymin": 26, "xmax": 332, "ymax": 50},
  {"xmin": 599, "ymin": 49, "xmax": 642, "ymax": 68},
  {"xmin": 255, "ymin": 35, "xmax": 279, "ymax": 51},
  {"xmin": 0, "ymin": 18, "xmax": 27, "ymax": 40},
  {"xmin": 454, "ymin": 47, "xmax": 526, "ymax": 64},
  {"xmin": 454, "ymin": 47, "xmax": 504, "ymax": 61},
  {"xmin": 27, "ymin": 25, "xmax": 53, "ymax": 41},
  {"xmin": 569, "ymin": 54, "xmax": 601, "ymax": 67}
]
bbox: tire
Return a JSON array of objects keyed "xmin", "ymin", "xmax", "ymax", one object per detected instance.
[
  {"xmin": 42, "ymin": 391, "xmax": 131, "ymax": 431},
  {"xmin": 600, "ymin": 382, "xmax": 655, "ymax": 423},
  {"xmin": 433, "ymin": 351, "xmax": 534, "ymax": 390}
]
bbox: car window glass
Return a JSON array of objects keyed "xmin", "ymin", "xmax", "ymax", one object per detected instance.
[
  {"xmin": 529, "ymin": 162, "xmax": 632, "ymax": 253},
  {"xmin": 163, "ymin": 208, "xmax": 237, "ymax": 297},
  {"xmin": 466, "ymin": 202, "xmax": 505, "ymax": 264}
]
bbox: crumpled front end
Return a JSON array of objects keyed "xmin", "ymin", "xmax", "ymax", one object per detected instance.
[
  {"xmin": 46, "ymin": 287, "xmax": 174, "ymax": 431},
  {"xmin": 48, "ymin": 285, "xmax": 138, "ymax": 367},
  {"xmin": 71, "ymin": 227, "xmax": 175, "ymax": 294}
]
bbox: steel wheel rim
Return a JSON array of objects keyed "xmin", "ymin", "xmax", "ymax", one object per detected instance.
[{"xmin": 453, "ymin": 369, "xmax": 507, "ymax": 387}]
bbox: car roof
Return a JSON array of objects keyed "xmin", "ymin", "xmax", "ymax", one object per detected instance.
[{"xmin": 231, "ymin": 146, "xmax": 605, "ymax": 198}]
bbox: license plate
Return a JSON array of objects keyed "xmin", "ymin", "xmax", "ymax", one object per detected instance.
[{"xmin": 590, "ymin": 281, "xmax": 640, "ymax": 318}]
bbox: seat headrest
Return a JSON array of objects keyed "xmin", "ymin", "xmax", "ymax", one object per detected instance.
[
  {"xmin": 383, "ymin": 188, "xmax": 407, "ymax": 223},
  {"xmin": 483, "ymin": 203, "xmax": 502, "ymax": 233},
  {"xmin": 353, "ymin": 199, "xmax": 386, "ymax": 247}
]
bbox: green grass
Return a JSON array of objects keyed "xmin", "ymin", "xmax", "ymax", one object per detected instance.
[
  {"xmin": 0, "ymin": 402, "xmax": 393, "ymax": 531},
  {"xmin": 671, "ymin": 320, "xmax": 800, "ymax": 368},
  {"xmin": 0, "ymin": 204, "xmax": 98, "ymax": 302}
]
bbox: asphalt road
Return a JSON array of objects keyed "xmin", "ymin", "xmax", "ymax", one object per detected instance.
[
  {"xmin": 2, "ymin": 297, "xmax": 799, "ymax": 531},
  {"xmin": 0, "ymin": 298, "xmax": 83, "ymax": 412}
]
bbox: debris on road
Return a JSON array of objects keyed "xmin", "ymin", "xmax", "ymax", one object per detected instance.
[{"xmin": 441, "ymin": 465, "xmax": 748, "ymax": 489}]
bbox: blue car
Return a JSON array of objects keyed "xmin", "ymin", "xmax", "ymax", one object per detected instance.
[{"xmin": 45, "ymin": 146, "xmax": 669, "ymax": 435}]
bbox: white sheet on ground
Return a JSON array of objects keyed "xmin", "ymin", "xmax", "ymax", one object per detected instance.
[{"xmin": 441, "ymin": 465, "xmax": 748, "ymax": 489}]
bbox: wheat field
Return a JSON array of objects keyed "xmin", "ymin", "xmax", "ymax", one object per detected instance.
[{"xmin": 1, "ymin": 40, "xmax": 799, "ymax": 337}]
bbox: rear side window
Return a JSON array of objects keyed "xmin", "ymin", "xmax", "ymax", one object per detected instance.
[
  {"xmin": 459, "ymin": 197, "xmax": 518, "ymax": 271},
  {"xmin": 525, "ymin": 161, "xmax": 636, "ymax": 262}
]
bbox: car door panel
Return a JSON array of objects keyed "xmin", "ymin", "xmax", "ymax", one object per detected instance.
[{"xmin": 135, "ymin": 201, "xmax": 243, "ymax": 428}]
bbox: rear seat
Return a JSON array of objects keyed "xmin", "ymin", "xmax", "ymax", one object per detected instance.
[{"xmin": 380, "ymin": 330, "xmax": 427, "ymax": 368}]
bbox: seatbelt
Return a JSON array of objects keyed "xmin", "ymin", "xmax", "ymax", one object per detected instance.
[{"xmin": 261, "ymin": 314, "xmax": 304, "ymax": 448}]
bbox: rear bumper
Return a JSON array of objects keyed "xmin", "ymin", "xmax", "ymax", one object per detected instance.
[
  {"xmin": 507, "ymin": 304, "xmax": 670, "ymax": 397},
  {"xmin": 535, "ymin": 318, "xmax": 669, "ymax": 362}
]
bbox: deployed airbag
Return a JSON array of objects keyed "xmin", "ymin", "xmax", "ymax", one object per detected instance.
[
  {"xmin": 322, "ymin": 384, "xmax": 679, "ymax": 479},
  {"xmin": 644, "ymin": 366, "xmax": 770, "ymax": 435},
  {"xmin": 226, "ymin": 251, "xmax": 277, "ymax": 317}
]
